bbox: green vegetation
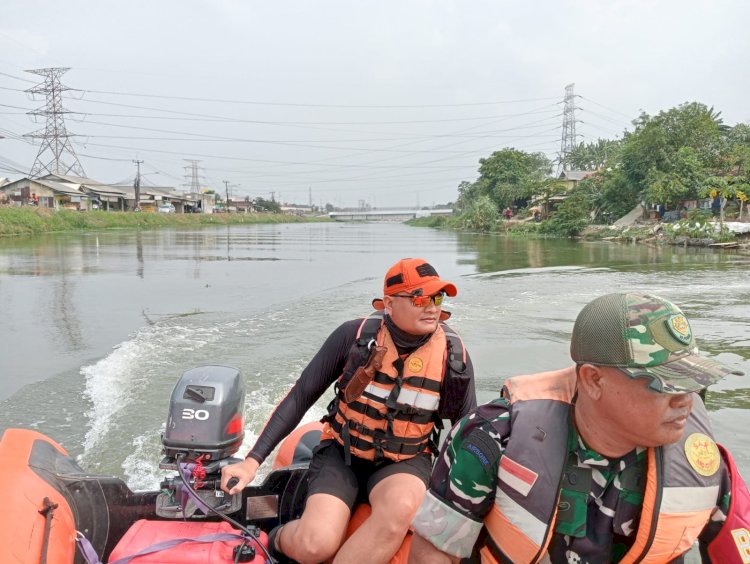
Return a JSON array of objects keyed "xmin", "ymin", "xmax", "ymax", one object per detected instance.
[
  {"xmin": 537, "ymin": 191, "xmax": 590, "ymax": 237},
  {"xmin": 664, "ymin": 210, "xmax": 735, "ymax": 243},
  {"xmin": 0, "ymin": 208, "xmax": 330, "ymax": 237},
  {"xmin": 451, "ymin": 102, "xmax": 750, "ymax": 240}
]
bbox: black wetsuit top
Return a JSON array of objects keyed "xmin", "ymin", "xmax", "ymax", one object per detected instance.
[{"xmin": 247, "ymin": 317, "xmax": 477, "ymax": 464}]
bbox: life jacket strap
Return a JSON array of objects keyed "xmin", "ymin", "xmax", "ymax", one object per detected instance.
[
  {"xmin": 330, "ymin": 417, "xmax": 431, "ymax": 457},
  {"xmin": 339, "ymin": 398, "xmax": 433, "ymax": 424},
  {"xmin": 38, "ymin": 497, "xmax": 58, "ymax": 564}
]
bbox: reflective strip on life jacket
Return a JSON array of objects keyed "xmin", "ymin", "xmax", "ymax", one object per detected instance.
[
  {"xmin": 483, "ymin": 492, "xmax": 554, "ymax": 563},
  {"xmin": 661, "ymin": 485, "xmax": 721, "ymax": 513},
  {"xmin": 361, "ymin": 382, "xmax": 441, "ymax": 412}
]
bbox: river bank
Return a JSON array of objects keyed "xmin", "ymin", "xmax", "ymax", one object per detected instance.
[
  {"xmin": 0, "ymin": 207, "xmax": 331, "ymax": 237},
  {"xmin": 582, "ymin": 223, "xmax": 750, "ymax": 249},
  {"xmin": 408, "ymin": 216, "xmax": 750, "ymax": 251}
]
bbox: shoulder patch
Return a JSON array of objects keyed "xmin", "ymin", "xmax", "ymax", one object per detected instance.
[
  {"xmin": 462, "ymin": 429, "xmax": 500, "ymax": 470},
  {"xmin": 684, "ymin": 432, "xmax": 720, "ymax": 476}
]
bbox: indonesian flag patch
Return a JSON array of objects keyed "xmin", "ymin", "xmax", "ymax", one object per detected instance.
[{"xmin": 499, "ymin": 455, "xmax": 538, "ymax": 497}]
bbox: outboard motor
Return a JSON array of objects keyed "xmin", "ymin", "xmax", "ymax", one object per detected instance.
[{"xmin": 156, "ymin": 365, "xmax": 246, "ymax": 518}]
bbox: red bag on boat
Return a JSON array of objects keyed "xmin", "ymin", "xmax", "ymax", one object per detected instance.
[{"xmin": 108, "ymin": 520, "xmax": 268, "ymax": 563}]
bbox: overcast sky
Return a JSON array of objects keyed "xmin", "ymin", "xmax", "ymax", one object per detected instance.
[{"xmin": 1, "ymin": 1, "xmax": 748, "ymax": 208}]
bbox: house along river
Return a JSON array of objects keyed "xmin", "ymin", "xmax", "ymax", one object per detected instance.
[{"xmin": 0, "ymin": 222, "xmax": 748, "ymax": 491}]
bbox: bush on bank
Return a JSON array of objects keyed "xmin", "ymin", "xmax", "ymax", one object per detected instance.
[{"xmin": 0, "ymin": 208, "xmax": 331, "ymax": 237}]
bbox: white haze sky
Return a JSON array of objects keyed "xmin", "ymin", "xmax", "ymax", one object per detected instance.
[{"xmin": 1, "ymin": 0, "xmax": 748, "ymax": 208}]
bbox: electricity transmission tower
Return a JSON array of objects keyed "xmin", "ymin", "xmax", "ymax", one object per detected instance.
[
  {"xmin": 557, "ymin": 83, "xmax": 579, "ymax": 175},
  {"xmin": 25, "ymin": 67, "xmax": 86, "ymax": 178},
  {"xmin": 183, "ymin": 159, "xmax": 204, "ymax": 192}
]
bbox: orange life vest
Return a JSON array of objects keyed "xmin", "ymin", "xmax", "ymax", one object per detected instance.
[
  {"xmin": 481, "ymin": 368, "xmax": 724, "ymax": 564},
  {"xmin": 326, "ymin": 315, "xmax": 450, "ymax": 462}
]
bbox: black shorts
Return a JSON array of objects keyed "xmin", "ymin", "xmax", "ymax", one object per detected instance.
[{"xmin": 306, "ymin": 439, "xmax": 433, "ymax": 510}]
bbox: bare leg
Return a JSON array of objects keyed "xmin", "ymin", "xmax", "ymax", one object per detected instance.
[
  {"xmin": 278, "ymin": 493, "xmax": 351, "ymax": 564},
  {"xmin": 333, "ymin": 472, "xmax": 426, "ymax": 564}
]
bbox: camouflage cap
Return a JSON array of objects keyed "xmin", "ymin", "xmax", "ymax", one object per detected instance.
[{"xmin": 570, "ymin": 292, "xmax": 743, "ymax": 393}]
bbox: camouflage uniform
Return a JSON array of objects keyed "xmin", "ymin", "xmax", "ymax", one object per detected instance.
[
  {"xmin": 414, "ymin": 398, "xmax": 731, "ymax": 563},
  {"xmin": 414, "ymin": 292, "xmax": 742, "ymax": 563}
]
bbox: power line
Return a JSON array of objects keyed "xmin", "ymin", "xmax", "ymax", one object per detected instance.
[
  {"xmin": 578, "ymin": 96, "xmax": 634, "ymax": 120},
  {"xmin": 62, "ymin": 107, "xmax": 562, "ymax": 127},
  {"xmin": 71, "ymin": 88, "xmax": 562, "ymax": 109}
]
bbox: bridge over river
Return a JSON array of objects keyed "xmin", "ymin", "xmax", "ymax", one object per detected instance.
[{"xmin": 328, "ymin": 208, "xmax": 453, "ymax": 221}]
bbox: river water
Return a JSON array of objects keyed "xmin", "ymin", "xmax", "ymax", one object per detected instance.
[{"xmin": 0, "ymin": 223, "xmax": 748, "ymax": 491}]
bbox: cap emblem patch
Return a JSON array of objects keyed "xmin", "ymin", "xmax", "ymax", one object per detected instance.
[
  {"xmin": 407, "ymin": 357, "xmax": 424, "ymax": 373},
  {"xmin": 415, "ymin": 263, "xmax": 438, "ymax": 278},
  {"xmin": 684, "ymin": 432, "xmax": 720, "ymax": 476},
  {"xmin": 667, "ymin": 314, "xmax": 692, "ymax": 345}
]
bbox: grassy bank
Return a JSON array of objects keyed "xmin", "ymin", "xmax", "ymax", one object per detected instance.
[
  {"xmin": 406, "ymin": 215, "xmax": 749, "ymax": 248},
  {"xmin": 0, "ymin": 208, "xmax": 331, "ymax": 237}
]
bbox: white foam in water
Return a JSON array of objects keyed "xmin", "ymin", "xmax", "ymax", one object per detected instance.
[
  {"xmin": 81, "ymin": 313, "xmax": 331, "ymax": 490},
  {"xmin": 80, "ymin": 322, "xmax": 223, "ymax": 457},
  {"xmin": 81, "ymin": 329, "xmax": 159, "ymax": 454},
  {"xmin": 123, "ymin": 427, "xmax": 170, "ymax": 491}
]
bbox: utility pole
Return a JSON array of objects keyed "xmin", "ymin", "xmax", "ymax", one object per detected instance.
[
  {"xmin": 133, "ymin": 159, "xmax": 143, "ymax": 211},
  {"xmin": 557, "ymin": 83, "xmax": 579, "ymax": 175},
  {"xmin": 223, "ymin": 180, "xmax": 230, "ymax": 210},
  {"xmin": 24, "ymin": 67, "xmax": 85, "ymax": 178}
]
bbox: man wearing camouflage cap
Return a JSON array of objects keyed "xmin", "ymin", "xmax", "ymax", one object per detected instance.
[{"xmin": 410, "ymin": 292, "xmax": 750, "ymax": 564}]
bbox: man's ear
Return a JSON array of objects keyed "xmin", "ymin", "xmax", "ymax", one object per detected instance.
[
  {"xmin": 577, "ymin": 363, "xmax": 604, "ymax": 401},
  {"xmin": 382, "ymin": 296, "xmax": 393, "ymax": 315}
]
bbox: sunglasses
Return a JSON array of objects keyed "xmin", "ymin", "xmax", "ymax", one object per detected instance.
[{"xmin": 392, "ymin": 292, "xmax": 445, "ymax": 307}]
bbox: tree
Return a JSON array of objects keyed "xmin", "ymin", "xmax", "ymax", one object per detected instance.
[
  {"xmin": 567, "ymin": 139, "xmax": 622, "ymax": 171},
  {"xmin": 458, "ymin": 195, "xmax": 498, "ymax": 231},
  {"xmin": 254, "ymin": 197, "xmax": 281, "ymax": 213},
  {"xmin": 456, "ymin": 181, "xmax": 478, "ymax": 211},
  {"xmin": 532, "ymin": 177, "xmax": 567, "ymax": 219},
  {"xmin": 539, "ymin": 191, "xmax": 591, "ymax": 237},
  {"xmin": 573, "ymin": 168, "xmax": 639, "ymax": 222},
  {"xmin": 644, "ymin": 147, "xmax": 707, "ymax": 208},
  {"xmin": 474, "ymin": 148, "xmax": 552, "ymax": 210},
  {"xmin": 738, "ymin": 190, "xmax": 748, "ymax": 220},
  {"xmin": 621, "ymin": 102, "xmax": 725, "ymax": 204},
  {"xmin": 700, "ymin": 175, "xmax": 748, "ymax": 232}
]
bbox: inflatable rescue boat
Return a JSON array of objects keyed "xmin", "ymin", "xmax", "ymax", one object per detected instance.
[{"xmin": 0, "ymin": 365, "xmax": 412, "ymax": 563}]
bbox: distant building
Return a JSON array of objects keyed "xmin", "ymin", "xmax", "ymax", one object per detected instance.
[
  {"xmin": 0, "ymin": 173, "xmax": 215, "ymax": 213},
  {"xmin": 0, "ymin": 175, "xmax": 98, "ymax": 210},
  {"xmin": 558, "ymin": 170, "xmax": 594, "ymax": 191},
  {"xmin": 280, "ymin": 204, "xmax": 314, "ymax": 216}
]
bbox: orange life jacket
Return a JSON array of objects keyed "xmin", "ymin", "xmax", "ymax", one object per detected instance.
[
  {"xmin": 480, "ymin": 367, "xmax": 724, "ymax": 564},
  {"xmin": 326, "ymin": 314, "xmax": 453, "ymax": 462}
]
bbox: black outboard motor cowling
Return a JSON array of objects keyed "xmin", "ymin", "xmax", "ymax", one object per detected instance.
[{"xmin": 161, "ymin": 365, "xmax": 245, "ymax": 464}]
